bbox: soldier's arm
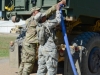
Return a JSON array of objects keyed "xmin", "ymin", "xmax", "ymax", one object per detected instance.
[
  {"xmin": 47, "ymin": 10, "xmax": 61, "ymax": 29},
  {"xmin": 44, "ymin": 4, "xmax": 56, "ymax": 18},
  {"xmin": 25, "ymin": 18, "xmax": 31, "ymax": 26},
  {"xmin": 44, "ymin": 0, "xmax": 66, "ymax": 18}
]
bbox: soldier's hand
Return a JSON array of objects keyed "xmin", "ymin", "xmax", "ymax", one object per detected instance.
[
  {"xmin": 58, "ymin": 0, "xmax": 66, "ymax": 6},
  {"xmin": 62, "ymin": 0, "xmax": 66, "ymax": 5},
  {"xmin": 11, "ymin": 16, "xmax": 16, "ymax": 23},
  {"xmin": 10, "ymin": 41, "xmax": 14, "ymax": 46},
  {"xmin": 56, "ymin": 4, "xmax": 60, "ymax": 10},
  {"xmin": 11, "ymin": 16, "xmax": 20, "ymax": 23}
]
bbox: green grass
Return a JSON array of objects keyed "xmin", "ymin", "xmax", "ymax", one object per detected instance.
[{"xmin": 0, "ymin": 34, "xmax": 16, "ymax": 57}]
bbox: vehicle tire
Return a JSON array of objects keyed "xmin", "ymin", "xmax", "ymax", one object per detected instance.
[{"xmin": 72, "ymin": 32, "xmax": 100, "ymax": 75}]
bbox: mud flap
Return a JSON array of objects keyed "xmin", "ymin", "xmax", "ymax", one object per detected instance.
[
  {"xmin": 64, "ymin": 49, "xmax": 82, "ymax": 75},
  {"xmin": 9, "ymin": 42, "xmax": 20, "ymax": 68},
  {"xmin": 64, "ymin": 51, "xmax": 73, "ymax": 75}
]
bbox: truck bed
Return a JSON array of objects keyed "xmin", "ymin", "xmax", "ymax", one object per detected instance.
[{"xmin": 68, "ymin": 0, "xmax": 100, "ymax": 18}]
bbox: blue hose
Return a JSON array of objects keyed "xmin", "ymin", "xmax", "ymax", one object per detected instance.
[{"xmin": 60, "ymin": 5, "xmax": 78, "ymax": 75}]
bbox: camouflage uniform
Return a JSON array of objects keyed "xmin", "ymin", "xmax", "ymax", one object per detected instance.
[
  {"xmin": 36, "ymin": 10, "xmax": 61, "ymax": 75},
  {"xmin": 18, "ymin": 5, "xmax": 57, "ymax": 75},
  {"xmin": 18, "ymin": 16, "xmax": 38, "ymax": 75}
]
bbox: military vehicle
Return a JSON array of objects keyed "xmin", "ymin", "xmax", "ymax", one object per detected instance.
[{"xmin": 1, "ymin": 0, "xmax": 100, "ymax": 75}]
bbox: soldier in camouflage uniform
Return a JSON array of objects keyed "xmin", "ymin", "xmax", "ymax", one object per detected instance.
[
  {"xmin": 18, "ymin": 7, "xmax": 41, "ymax": 75},
  {"xmin": 36, "ymin": 4, "xmax": 63, "ymax": 75}
]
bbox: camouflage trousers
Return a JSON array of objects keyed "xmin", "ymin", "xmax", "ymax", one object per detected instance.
[
  {"xmin": 37, "ymin": 42, "xmax": 58, "ymax": 75},
  {"xmin": 18, "ymin": 41, "xmax": 37, "ymax": 75}
]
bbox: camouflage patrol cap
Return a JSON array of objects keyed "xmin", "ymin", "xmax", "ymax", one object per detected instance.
[
  {"xmin": 30, "ymin": 6, "xmax": 40, "ymax": 14},
  {"xmin": 34, "ymin": 12, "xmax": 46, "ymax": 21}
]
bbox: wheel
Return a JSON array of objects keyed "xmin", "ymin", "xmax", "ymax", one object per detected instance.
[{"xmin": 72, "ymin": 32, "xmax": 100, "ymax": 75}]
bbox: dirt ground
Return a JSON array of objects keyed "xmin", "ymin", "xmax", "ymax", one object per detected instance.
[
  {"xmin": 0, "ymin": 58, "xmax": 19, "ymax": 75},
  {"xmin": 0, "ymin": 58, "xmax": 63, "ymax": 75}
]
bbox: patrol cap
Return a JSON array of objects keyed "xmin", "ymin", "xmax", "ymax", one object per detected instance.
[
  {"xmin": 30, "ymin": 6, "xmax": 40, "ymax": 14},
  {"xmin": 34, "ymin": 13, "xmax": 46, "ymax": 22},
  {"xmin": 34, "ymin": 12, "xmax": 42, "ymax": 21}
]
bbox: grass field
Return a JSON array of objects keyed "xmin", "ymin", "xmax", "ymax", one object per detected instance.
[{"xmin": 0, "ymin": 33, "xmax": 17, "ymax": 58}]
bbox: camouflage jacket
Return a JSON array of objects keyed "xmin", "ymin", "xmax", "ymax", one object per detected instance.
[
  {"xmin": 37, "ymin": 10, "xmax": 61, "ymax": 45},
  {"xmin": 24, "ymin": 16, "xmax": 38, "ymax": 43}
]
